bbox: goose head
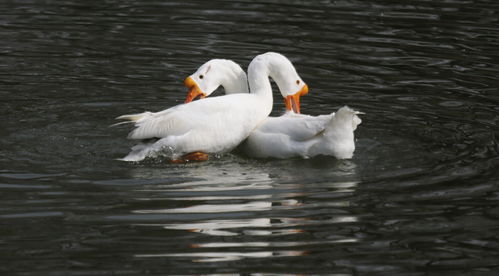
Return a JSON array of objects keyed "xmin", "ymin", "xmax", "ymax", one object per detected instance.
[
  {"xmin": 183, "ymin": 53, "xmax": 309, "ymax": 114},
  {"xmin": 248, "ymin": 52, "xmax": 308, "ymax": 113},
  {"xmin": 183, "ymin": 59, "xmax": 249, "ymax": 103}
]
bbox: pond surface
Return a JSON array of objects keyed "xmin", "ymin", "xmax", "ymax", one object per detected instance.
[{"xmin": 1, "ymin": 0, "xmax": 499, "ymax": 275}]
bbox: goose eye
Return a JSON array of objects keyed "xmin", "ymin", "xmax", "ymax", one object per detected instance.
[
  {"xmin": 296, "ymin": 80, "xmax": 300, "ymax": 85},
  {"xmin": 199, "ymin": 75, "xmax": 204, "ymax": 79}
]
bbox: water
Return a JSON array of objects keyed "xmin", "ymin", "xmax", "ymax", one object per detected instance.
[{"xmin": 1, "ymin": 0, "xmax": 499, "ymax": 274}]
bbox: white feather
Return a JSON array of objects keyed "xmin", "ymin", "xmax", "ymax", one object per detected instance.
[{"xmin": 243, "ymin": 106, "xmax": 362, "ymax": 159}]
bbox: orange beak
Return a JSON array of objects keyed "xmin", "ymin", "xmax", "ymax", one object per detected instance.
[
  {"xmin": 284, "ymin": 84, "xmax": 309, "ymax": 114},
  {"xmin": 184, "ymin": 76, "xmax": 206, "ymax": 103}
]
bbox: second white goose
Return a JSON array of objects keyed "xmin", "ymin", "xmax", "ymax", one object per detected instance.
[{"xmin": 183, "ymin": 56, "xmax": 362, "ymax": 159}]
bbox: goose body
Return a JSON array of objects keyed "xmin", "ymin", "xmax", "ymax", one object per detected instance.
[
  {"xmin": 119, "ymin": 95, "xmax": 269, "ymax": 161},
  {"xmin": 243, "ymin": 107, "xmax": 361, "ymax": 159}
]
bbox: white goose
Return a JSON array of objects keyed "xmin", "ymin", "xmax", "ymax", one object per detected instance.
[
  {"xmin": 116, "ymin": 52, "xmax": 308, "ymax": 162},
  {"xmin": 183, "ymin": 58, "xmax": 362, "ymax": 159}
]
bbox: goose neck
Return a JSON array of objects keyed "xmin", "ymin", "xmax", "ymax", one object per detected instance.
[
  {"xmin": 247, "ymin": 60, "xmax": 273, "ymax": 114},
  {"xmin": 222, "ymin": 69, "xmax": 249, "ymax": 94}
]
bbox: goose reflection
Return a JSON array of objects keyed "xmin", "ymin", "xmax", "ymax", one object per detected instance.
[{"xmin": 130, "ymin": 158, "xmax": 361, "ymax": 262}]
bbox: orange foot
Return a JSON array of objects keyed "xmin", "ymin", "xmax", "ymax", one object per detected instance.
[{"xmin": 170, "ymin": 152, "xmax": 209, "ymax": 164}]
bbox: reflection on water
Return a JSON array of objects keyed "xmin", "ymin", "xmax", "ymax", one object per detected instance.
[
  {"xmin": 1, "ymin": 0, "xmax": 499, "ymax": 274},
  {"xmin": 97, "ymin": 158, "xmax": 363, "ymax": 264},
  {"xmin": 136, "ymin": 250, "xmax": 307, "ymax": 263},
  {"xmin": 132, "ymin": 173, "xmax": 359, "ymax": 262}
]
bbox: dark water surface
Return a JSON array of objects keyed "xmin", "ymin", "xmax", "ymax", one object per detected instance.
[{"xmin": 1, "ymin": 0, "xmax": 499, "ymax": 275}]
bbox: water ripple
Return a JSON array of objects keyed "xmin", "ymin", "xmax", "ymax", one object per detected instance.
[{"xmin": 1, "ymin": 0, "xmax": 499, "ymax": 274}]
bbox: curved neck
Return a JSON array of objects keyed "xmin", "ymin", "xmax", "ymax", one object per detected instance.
[
  {"xmin": 247, "ymin": 58, "xmax": 274, "ymax": 115},
  {"xmin": 221, "ymin": 68, "xmax": 249, "ymax": 94}
]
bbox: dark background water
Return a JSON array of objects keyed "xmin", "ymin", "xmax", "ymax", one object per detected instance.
[{"xmin": 1, "ymin": 0, "xmax": 499, "ymax": 275}]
